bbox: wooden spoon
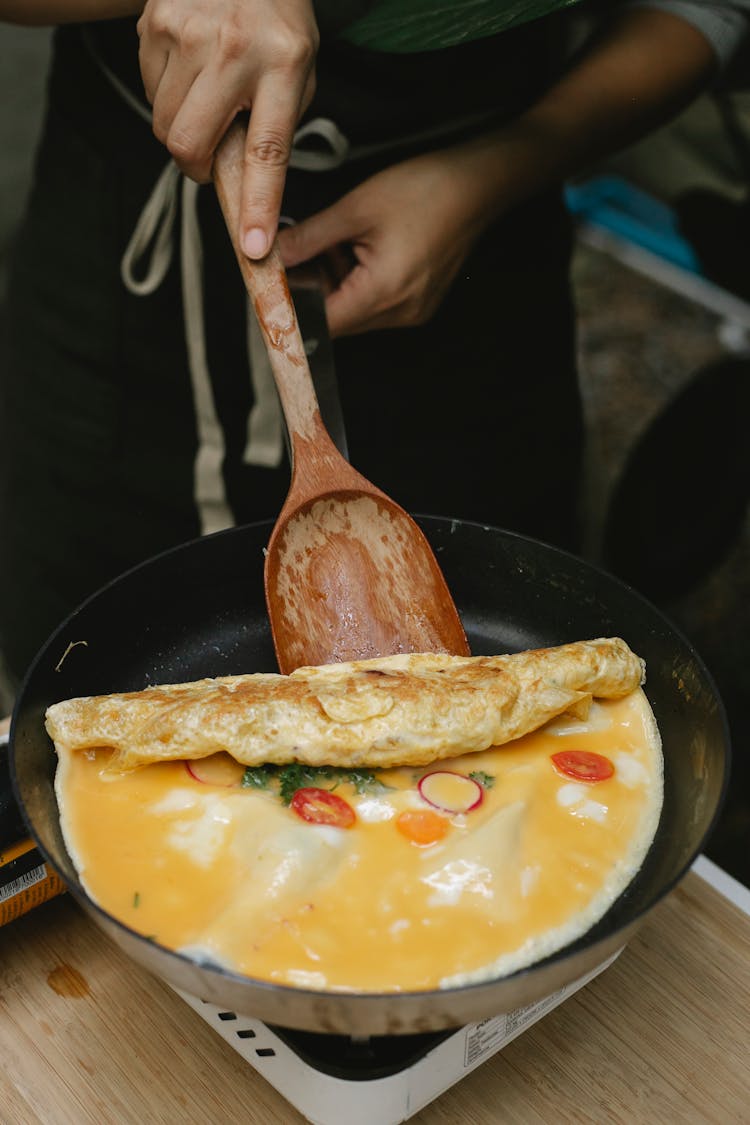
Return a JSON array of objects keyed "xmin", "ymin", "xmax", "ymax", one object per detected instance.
[{"xmin": 213, "ymin": 122, "xmax": 469, "ymax": 673}]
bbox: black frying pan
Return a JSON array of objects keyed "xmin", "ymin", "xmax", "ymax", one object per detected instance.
[{"xmin": 10, "ymin": 517, "xmax": 729, "ymax": 1035}]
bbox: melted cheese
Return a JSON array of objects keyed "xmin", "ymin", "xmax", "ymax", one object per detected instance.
[{"xmin": 55, "ymin": 690, "xmax": 662, "ymax": 992}]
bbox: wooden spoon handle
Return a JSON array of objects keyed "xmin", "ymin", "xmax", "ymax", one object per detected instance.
[{"xmin": 213, "ymin": 122, "xmax": 320, "ymax": 445}]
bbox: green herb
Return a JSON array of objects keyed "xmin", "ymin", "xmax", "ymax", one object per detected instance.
[
  {"xmin": 469, "ymin": 770, "xmax": 495, "ymax": 789},
  {"xmin": 277, "ymin": 764, "xmax": 339, "ymax": 805},
  {"xmin": 241, "ymin": 764, "xmax": 279, "ymax": 791},
  {"xmin": 344, "ymin": 769, "xmax": 387, "ymax": 795},
  {"xmin": 133, "ymin": 891, "xmax": 141, "ymax": 908},
  {"xmin": 242, "ymin": 762, "xmax": 388, "ymax": 805}
]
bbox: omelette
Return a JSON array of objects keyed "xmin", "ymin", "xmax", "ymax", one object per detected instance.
[
  {"xmin": 46, "ymin": 638, "xmax": 644, "ymax": 772},
  {"xmin": 49, "ymin": 638, "xmax": 663, "ymax": 992}
]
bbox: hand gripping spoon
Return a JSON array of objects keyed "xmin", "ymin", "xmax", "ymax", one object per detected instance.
[{"xmin": 213, "ymin": 122, "xmax": 469, "ymax": 673}]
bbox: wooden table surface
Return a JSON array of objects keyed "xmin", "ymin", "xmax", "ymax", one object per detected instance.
[{"xmin": 0, "ymin": 864, "xmax": 748, "ymax": 1124}]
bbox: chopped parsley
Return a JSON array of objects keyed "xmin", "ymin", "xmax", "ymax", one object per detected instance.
[
  {"xmin": 343, "ymin": 769, "xmax": 387, "ymax": 795},
  {"xmin": 242, "ymin": 763, "xmax": 388, "ymax": 805},
  {"xmin": 132, "ymin": 891, "xmax": 141, "ymax": 908},
  {"xmin": 277, "ymin": 764, "xmax": 340, "ymax": 805},
  {"xmin": 469, "ymin": 770, "xmax": 495, "ymax": 789},
  {"xmin": 241, "ymin": 764, "xmax": 279, "ymax": 791}
]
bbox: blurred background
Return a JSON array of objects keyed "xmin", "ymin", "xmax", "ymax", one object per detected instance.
[{"xmin": 1, "ymin": 22, "xmax": 748, "ymax": 882}]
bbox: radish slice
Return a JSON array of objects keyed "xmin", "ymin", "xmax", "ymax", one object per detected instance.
[
  {"xmin": 185, "ymin": 753, "xmax": 245, "ymax": 787},
  {"xmin": 417, "ymin": 771, "xmax": 483, "ymax": 814}
]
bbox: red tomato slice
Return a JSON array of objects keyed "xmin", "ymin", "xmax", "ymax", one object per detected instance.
[
  {"xmin": 551, "ymin": 750, "xmax": 615, "ymax": 782},
  {"xmin": 290, "ymin": 787, "xmax": 356, "ymax": 828}
]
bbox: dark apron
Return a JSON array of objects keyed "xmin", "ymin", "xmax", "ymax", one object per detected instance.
[{"xmin": 0, "ymin": 18, "xmax": 582, "ymax": 680}]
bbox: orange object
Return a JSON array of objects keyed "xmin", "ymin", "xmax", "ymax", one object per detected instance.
[
  {"xmin": 396, "ymin": 808, "xmax": 450, "ymax": 846},
  {"xmin": 0, "ymin": 837, "xmax": 66, "ymax": 926}
]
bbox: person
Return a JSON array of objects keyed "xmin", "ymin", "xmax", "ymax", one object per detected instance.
[{"xmin": 0, "ymin": 0, "xmax": 746, "ymax": 685}]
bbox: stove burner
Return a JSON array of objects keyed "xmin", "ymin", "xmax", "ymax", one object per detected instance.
[{"xmin": 266, "ymin": 1025, "xmax": 455, "ymax": 1080}]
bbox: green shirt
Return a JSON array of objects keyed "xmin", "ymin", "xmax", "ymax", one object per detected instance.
[{"xmin": 316, "ymin": 0, "xmax": 581, "ymax": 52}]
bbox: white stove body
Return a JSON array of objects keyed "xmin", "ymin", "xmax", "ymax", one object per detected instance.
[{"xmin": 172, "ymin": 949, "xmax": 621, "ymax": 1125}]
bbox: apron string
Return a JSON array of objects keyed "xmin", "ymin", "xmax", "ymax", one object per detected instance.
[{"xmin": 85, "ymin": 29, "xmax": 333, "ymax": 537}]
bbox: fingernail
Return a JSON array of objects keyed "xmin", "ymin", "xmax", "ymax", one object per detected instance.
[{"xmin": 242, "ymin": 228, "xmax": 268, "ymax": 259}]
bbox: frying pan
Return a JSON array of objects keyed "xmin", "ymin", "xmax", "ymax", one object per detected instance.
[{"xmin": 10, "ymin": 517, "xmax": 729, "ymax": 1036}]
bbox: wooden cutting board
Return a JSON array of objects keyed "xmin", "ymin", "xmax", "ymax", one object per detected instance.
[{"xmin": 0, "ymin": 866, "xmax": 747, "ymax": 1124}]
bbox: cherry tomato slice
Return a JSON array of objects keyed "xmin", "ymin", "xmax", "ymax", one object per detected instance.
[
  {"xmin": 551, "ymin": 750, "xmax": 615, "ymax": 782},
  {"xmin": 290, "ymin": 787, "xmax": 356, "ymax": 828}
]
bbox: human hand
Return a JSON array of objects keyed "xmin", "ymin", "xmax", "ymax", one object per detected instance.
[
  {"xmin": 277, "ymin": 148, "xmax": 504, "ymax": 337},
  {"xmin": 137, "ymin": 0, "xmax": 319, "ymax": 258}
]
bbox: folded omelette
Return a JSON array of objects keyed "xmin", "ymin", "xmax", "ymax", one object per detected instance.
[
  {"xmin": 45, "ymin": 637, "xmax": 644, "ymax": 772},
  {"xmin": 48, "ymin": 637, "xmax": 663, "ymax": 992}
]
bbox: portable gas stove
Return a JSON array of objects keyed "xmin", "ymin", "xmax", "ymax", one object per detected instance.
[{"xmin": 171, "ymin": 949, "xmax": 620, "ymax": 1124}]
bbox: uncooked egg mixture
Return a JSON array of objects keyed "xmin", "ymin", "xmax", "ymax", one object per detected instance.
[{"xmin": 56, "ymin": 690, "xmax": 661, "ymax": 992}]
